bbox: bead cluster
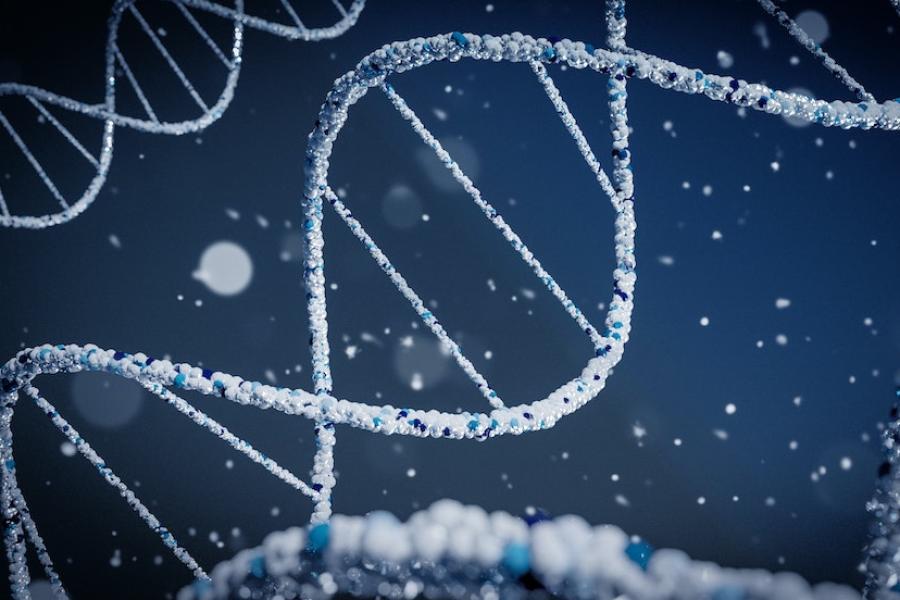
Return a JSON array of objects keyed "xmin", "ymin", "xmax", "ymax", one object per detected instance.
[
  {"xmin": 178, "ymin": 498, "xmax": 862, "ymax": 600},
  {"xmin": 863, "ymin": 388, "xmax": 900, "ymax": 598}
]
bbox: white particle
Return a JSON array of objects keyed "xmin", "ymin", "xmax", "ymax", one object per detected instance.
[
  {"xmin": 108, "ymin": 234, "xmax": 121, "ymax": 249},
  {"xmin": 700, "ymin": 316, "xmax": 710, "ymax": 327},
  {"xmin": 711, "ymin": 230, "xmax": 723, "ymax": 240},
  {"xmin": 775, "ymin": 298, "xmax": 791, "ymax": 309},
  {"xmin": 484, "ymin": 350, "xmax": 493, "ymax": 360},
  {"xmin": 702, "ymin": 184, "xmax": 713, "ymax": 197},
  {"xmin": 840, "ymin": 457, "xmax": 852, "ymax": 471},
  {"xmin": 716, "ymin": 50, "xmax": 734, "ymax": 69},
  {"xmin": 775, "ymin": 334, "xmax": 788, "ymax": 346},
  {"xmin": 632, "ymin": 422, "xmax": 647, "ymax": 446},
  {"xmin": 657, "ymin": 255, "xmax": 675, "ymax": 266},
  {"xmin": 725, "ymin": 403, "xmax": 736, "ymax": 415},
  {"xmin": 60, "ymin": 441, "xmax": 76, "ymax": 457},
  {"xmin": 770, "ymin": 161, "xmax": 780, "ymax": 172},
  {"xmin": 406, "ymin": 468, "xmax": 416, "ymax": 478},
  {"xmin": 410, "ymin": 373, "xmax": 424, "ymax": 391},
  {"xmin": 674, "ymin": 438, "xmax": 682, "ymax": 446},
  {"xmin": 713, "ymin": 429, "xmax": 729, "ymax": 441},
  {"xmin": 697, "ymin": 496, "xmax": 706, "ymax": 505},
  {"xmin": 789, "ymin": 440, "xmax": 798, "ymax": 450},
  {"xmin": 615, "ymin": 494, "xmax": 630, "ymax": 507},
  {"xmin": 485, "ymin": 3, "xmax": 494, "ymax": 12}
]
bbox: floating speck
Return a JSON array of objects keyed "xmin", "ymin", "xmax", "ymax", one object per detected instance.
[
  {"xmin": 716, "ymin": 50, "xmax": 734, "ymax": 69},
  {"xmin": 775, "ymin": 298, "xmax": 791, "ymax": 309}
]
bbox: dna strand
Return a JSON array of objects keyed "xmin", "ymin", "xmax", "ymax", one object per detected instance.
[
  {"xmin": 2, "ymin": 1, "xmax": 900, "ymax": 598},
  {"xmin": 0, "ymin": 0, "xmax": 365, "ymax": 230}
]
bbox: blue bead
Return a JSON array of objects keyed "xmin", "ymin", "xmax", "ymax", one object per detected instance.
[
  {"xmin": 307, "ymin": 522, "xmax": 330, "ymax": 553},
  {"xmin": 467, "ymin": 419, "xmax": 479, "ymax": 431},
  {"xmin": 711, "ymin": 585, "xmax": 747, "ymax": 600},
  {"xmin": 450, "ymin": 32, "xmax": 469, "ymax": 49},
  {"xmin": 249, "ymin": 554, "xmax": 266, "ymax": 578},
  {"xmin": 192, "ymin": 579, "xmax": 212, "ymax": 595},
  {"xmin": 173, "ymin": 374, "xmax": 186, "ymax": 388},
  {"xmin": 523, "ymin": 508, "xmax": 551, "ymax": 526},
  {"xmin": 4, "ymin": 459, "xmax": 14, "ymax": 472},
  {"xmin": 373, "ymin": 416, "xmax": 382, "ymax": 427},
  {"xmin": 542, "ymin": 47, "xmax": 556, "ymax": 61},
  {"xmin": 501, "ymin": 543, "xmax": 530, "ymax": 577},
  {"xmin": 625, "ymin": 540, "xmax": 653, "ymax": 570}
]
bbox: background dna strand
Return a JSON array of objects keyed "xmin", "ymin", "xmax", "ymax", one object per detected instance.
[
  {"xmin": 0, "ymin": 0, "xmax": 365, "ymax": 229},
  {"xmin": 1, "ymin": 0, "xmax": 900, "ymax": 598}
]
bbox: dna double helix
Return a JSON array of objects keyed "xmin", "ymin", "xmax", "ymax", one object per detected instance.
[
  {"xmin": 2, "ymin": 0, "xmax": 900, "ymax": 598},
  {"xmin": 0, "ymin": 0, "xmax": 365, "ymax": 229}
]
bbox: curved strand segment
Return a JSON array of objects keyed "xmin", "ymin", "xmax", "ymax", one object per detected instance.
[{"xmin": 755, "ymin": 0, "xmax": 874, "ymax": 102}]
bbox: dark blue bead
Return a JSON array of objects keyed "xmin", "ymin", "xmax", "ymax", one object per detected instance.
[
  {"xmin": 523, "ymin": 508, "xmax": 551, "ymax": 526},
  {"xmin": 202, "ymin": 369, "xmax": 213, "ymax": 380},
  {"xmin": 113, "ymin": 351, "xmax": 126, "ymax": 360}
]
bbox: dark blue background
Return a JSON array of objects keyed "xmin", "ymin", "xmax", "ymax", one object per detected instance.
[{"xmin": 1, "ymin": 0, "xmax": 899, "ymax": 597}]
